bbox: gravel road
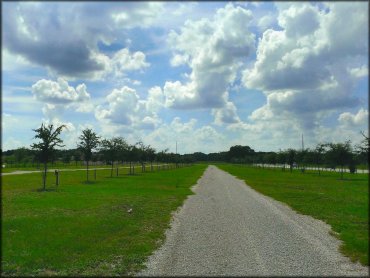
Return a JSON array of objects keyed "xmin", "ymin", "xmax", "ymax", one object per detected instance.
[{"xmin": 138, "ymin": 165, "xmax": 368, "ymax": 276}]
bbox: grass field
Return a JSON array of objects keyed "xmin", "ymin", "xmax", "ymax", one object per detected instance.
[
  {"xmin": 217, "ymin": 164, "xmax": 369, "ymax": 266},
  {"xmin": 1, "ymin": 162, "xmax": 149, "ymax": 173},
  {"xmin": 1, "ymin": 164, "xmax": 207, "ymax": 276}
]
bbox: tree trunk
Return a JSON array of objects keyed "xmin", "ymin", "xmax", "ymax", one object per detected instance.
[
  {"xmin": 86, "ymin": 160, "xmax": 89, "ymax": 182},
  {"xmin": 111, "ymin": 161, "xmax": 114, "ymax": 177},
  {"xmin": 43, "ymin": 162, "xmax": 47, "ymax": 190}
]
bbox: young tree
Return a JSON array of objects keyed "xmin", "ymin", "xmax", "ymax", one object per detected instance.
[
  {"xmin": 136, "ymin": 141, "xmax": 147, "ymax": 172},
  {"xmin": 100, "ymin": 137, "xmax": 127, "ymax": 177},
  {"xmin": 31, "ymin": 123, "xmax": 66, "ymax": 190},
  {"xmin": 146, "ymin": 146, "xmax": 156, "ymax": 171},
  {"xmin": 356, "ymin": 131, "xmax": 369, "ymax": 168},
  {"xmin": 127, "ymin": 144, "xmax": 139, "ymax": 175},
  {"xmin": 77, "ymin": 128, "xmax": 100, "ymax": 182},
  {"xmin": 277, "ymin": 150, "xmax": 287, "ymax": 171},
  {"xmin": 286, "ymin": 149, "xmax": 296, "ymax": 173},
  {"xmin": 326, "ymin": 141, "xmax": 354, "ymax": 179},
  {"xmin": 296, "ymin": 148, "xmax": 308, "ymax": 173},
  {"xmin": 314, "ymin": 143, "xmax": 327, "ymax": 175}
]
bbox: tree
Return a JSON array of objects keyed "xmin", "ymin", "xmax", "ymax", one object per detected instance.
[
  {"xmin": 296, "ymin": 148, "xmax": 307, "ymax": 173},
  {"xmin": 326, "ymin": 141, "xmax": 354, "ymax": 179},
  {"xmin": 313, "ymin": 143, "xmax": 327, "ymax": 175},
  {"xmin": 276, "ymin": 150, "xmax": 287, "ymax": 171},
  {"xmin": 100, "ymin": 137, "xmax": 127, "ymax": 177},
  {"xmin": 146, "ymin": 145, "xmax": 156, "ymax": 171},
  {"xmin": 227, "ymin": 145, "xmax": 255, "ymax": 163},
  {"xmin": 356, "ymin": 131, "xmax": 369, "ymax": 168},
  {"xmin": 286, "ymin": 149, "xmax": 296, "ymax": 173},
  {"xmin": 31, "ymin": 123, "xmax": 66, "ymax": 190},
  {"xmin": 77, "ymin": 129, "xmax": 100, "ymax": 182},
  {"xmin": 135, "ymin": 141, "xmax": 147, "ymax": 172}
]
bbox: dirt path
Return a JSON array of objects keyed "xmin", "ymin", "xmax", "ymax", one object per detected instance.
[
  {"xmin": 1, "ymin": 164, "xmax": 170, "ymax": 176},
  {"xmin": 138, "ymin": 165, "xmax": 368, "ymax": 276}
]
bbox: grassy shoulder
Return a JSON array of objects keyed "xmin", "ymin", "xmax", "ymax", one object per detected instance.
[
  {"xmin": 1, "ymin": 162, "xmax": 149, "ymax": 173},
  {"xmin": 217, "ymin": 164, "xmax": 369, "ymax": 266},
  {"xmin": 1, "ymin": 164, "xmax": 207, "ymax": 276}
]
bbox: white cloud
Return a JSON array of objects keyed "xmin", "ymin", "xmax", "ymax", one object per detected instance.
[
  {"xmin": 111, "ymin": 2, "xmax": 164, "ymax": 28},
  {"xmin": 146, "ymin": 86, "xmax": 164, "ymax": 112},
  {"xmin": 95, "ymin": 86, "xmax": 139, "ymax": 125},
  {"xmin": 144, "ymin": 117, "xmax": 225, "ymax": 154},
  {"xmin": 32, "ymin": 78, "xmax": 90, "ymax": 104},
  {"xmin": 163, "ymin": 3, "xmax": 255, "ymax": 124},
  {"xmin": 110, "ymin": 48, "xmax": 150, "ymax": 76},
  {"xmin": 3, "ymin": 2, "xmax": 156, "ymax": 79},
  {"xmin": 243, "ymin": 2, "xmax": 368, "ymax": 133},
  {"xmin": 31, "ymin": 78, "xmax": 93, "ymax": 120},
  {"xmin": 338, "ymin": 108, "xmax": 368, "ymax": 127},
  {"xmin": 212, "ymin": 101, "xmax": 240, "ymax": 125},
  {"xmin": 349, "ymin": 65, "xmax": 368, "ymax": 79},
  {"xmin": 257, "ymin": 14, "xmax": 276, "ymax": 31},
  {"xmin": 95, "ymin": 85, "xmax": 163, "ymax": 130}
]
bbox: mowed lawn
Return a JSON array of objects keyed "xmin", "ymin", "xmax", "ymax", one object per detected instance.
[
  {"xmin": 217, "ymin": 164, "xmax": 369, "ymax": 266},
  {"xmin": 1, "ymin": 164, "xmax": 207, "ymax": 276}
]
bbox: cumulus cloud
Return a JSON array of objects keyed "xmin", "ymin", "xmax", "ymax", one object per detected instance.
[
  {"xmin": 212, "ymin": 101, "xmax": 240, "ymax": 125},
  {"xmin": 243, "ymin": 2, "xmax": 368, "ymax": 131},
  {"xmin": 95, "ymin": 85, "xmax": 163, "ymax": 130},
  {"xmin": 31, "ymin": 78, "xmax": 93, "ymax": 120},
  {"xmin": 338, "ymin": 108, "xmax": 368, "ymax": 127},
  {"xmin": 2, "ymin": 2, "xmax": 156, "ymax": 79},
  {"xmin": 163, "ymin": 3, "xmax": 255, "ymax": 123},
  {"xmin": 109, "ymin": 48, "xmax": 150, "ymax": 77},
  {"xmin": 32, "ymin": 78, "xmax": 90, "ymax": 104},
  {"xmin": 144, "ymin": 117, "xmax": 225, "ymax": 154}
]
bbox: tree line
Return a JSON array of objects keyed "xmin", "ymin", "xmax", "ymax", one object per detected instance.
[
  {"xmin": 2, "ymin": 124, "xmax": 369, "ymax": 187},
  {"xmin": 2, "ymin": 124, "xmax": 192, "ymax": 191}
]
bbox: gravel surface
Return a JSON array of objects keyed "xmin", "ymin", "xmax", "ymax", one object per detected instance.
[{"xmin": 137, "ymin": 165, "xmax": 369, "ymax": 276}]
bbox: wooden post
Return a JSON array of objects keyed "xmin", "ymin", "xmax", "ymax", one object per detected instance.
[{"xmin": 55, "ymin": 170, "xmax": 59, "ymax": 187}]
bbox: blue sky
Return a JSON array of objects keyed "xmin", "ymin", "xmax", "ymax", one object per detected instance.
[{"xmin": 2, "ymin": 1, "xmax": 368, "ymax": 153}]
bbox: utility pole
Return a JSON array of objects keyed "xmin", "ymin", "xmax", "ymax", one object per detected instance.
[{"xmin": 301, "ymin": 134, "xmax": 304, "ymax": 151}]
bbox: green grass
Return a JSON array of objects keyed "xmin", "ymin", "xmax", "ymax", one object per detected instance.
[
  {"xmin": 1, "ymin": 162, "xmax": 149, "ymax": 173},
  {"xmin": 217, "ymin": 164, "xmax": 369, "ymax": 266},
  {"xmin": 1, "ymin": 164, "xmax": 207, "ymax": 276}
]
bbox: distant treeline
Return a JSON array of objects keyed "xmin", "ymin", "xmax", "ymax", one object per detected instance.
[{"xmin": 2, "ymin": 138, "xmax": 368, "ymax": 171}]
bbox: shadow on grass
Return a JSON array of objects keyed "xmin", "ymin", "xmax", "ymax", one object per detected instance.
[
  {"xmin": 34, "ymin": 187, "xmax": 59, "ymax": 192},
  {"xmin": 83, "ymin": 180, "xmax": 98, "ymax": 185}
]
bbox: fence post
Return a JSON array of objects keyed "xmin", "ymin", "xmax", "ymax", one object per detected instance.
[{"xmin": 55, "ymin": 170, "xmax": 59, "ymax": 187}]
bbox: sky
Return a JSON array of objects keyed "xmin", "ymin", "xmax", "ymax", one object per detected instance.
[{"xmin": 2, "ymin": 1, "xmax": 369, "ymax": 154}]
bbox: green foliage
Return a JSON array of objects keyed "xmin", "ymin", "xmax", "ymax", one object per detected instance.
[
  {"xmin": 78, "ymin": 129, "xmax": 100, "ymax": 182},
  {"xmin": 100, "ymin": 137, "xmax": 128, "ymax": 177},
  {"xmin": 30, "ymin": 124, "xmax": 66, "ymax": 190},
  {"xmin": 325, "ymin": 141, "xmax": 353, "ymax": 179},
  {"xmin": 227, "ymin": 145, "xmax": 255, "ymax": 162},
  {"xmin": 77, "ymin": 129, "xmax": 100, "ymax": 162},
  {"xmin": 218, "ymin": 164, "xmax": 369, "ymax": 266}
]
